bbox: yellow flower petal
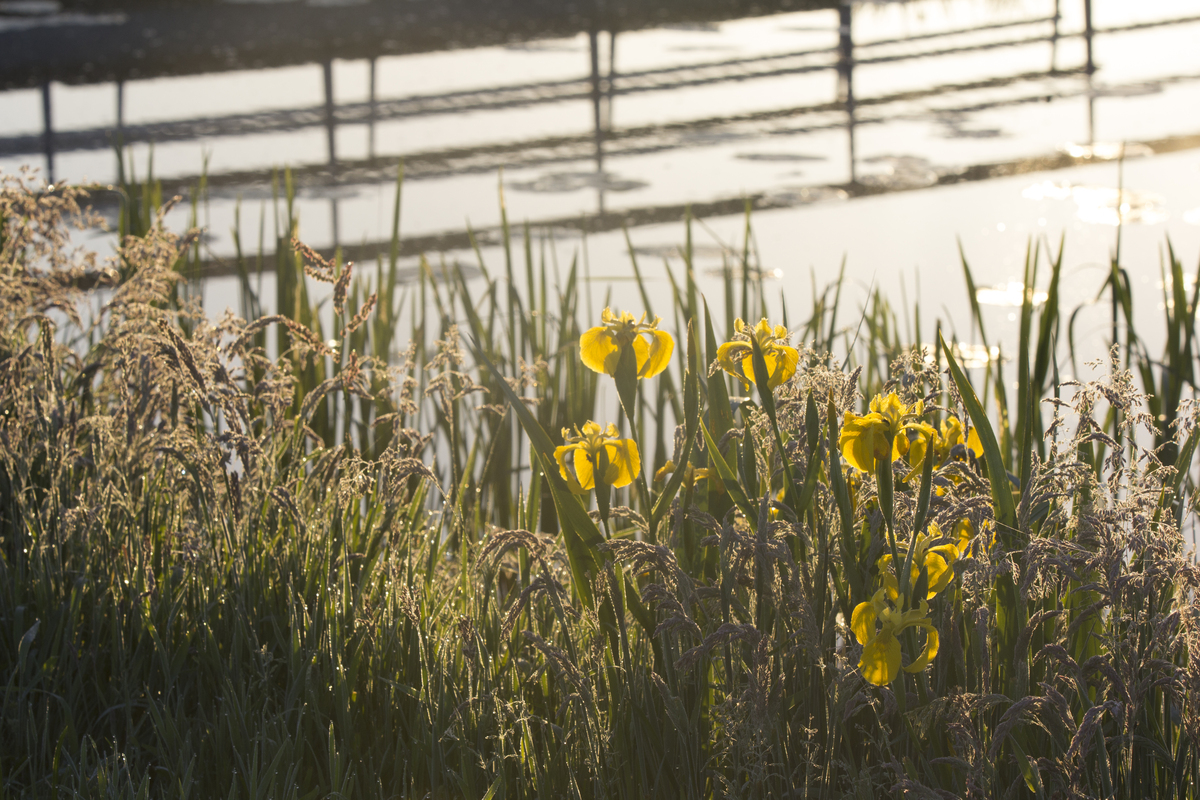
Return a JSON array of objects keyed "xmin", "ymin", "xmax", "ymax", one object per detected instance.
[
  {"xmin": 715, "ymin": 318, "xmax": 796, "ymax": 389},
  {"xmin": 716, "ymin": 341, "xmax": 751, "ymax": 387},
  {"xmin": 580, "ymin": 308, "xmax": 674, "ymax": 380},
  {"xmin": 554, "ymin": 444, "xmax": 587, "ymax": 494},
  {"xmin": 851, "ymin": 600, "xmax": 876, "ymax": 646},
  {"xmin": 966, "ymin": 426, "xmax": 984, "ymax": 457},
  {"xmin": 580, "ymin": 326, "xmax": 620, "ymax": 376},
  {"xmin": 639, "ymin": 329, "xmax": 674, "ymax": 378},
  {"xmin": 767, "ymin": 345, "xmax": 799, "ymax": 387},
  {"xmin": 602, "ymin": 438, "xmax": 640, "ymax": 488},
  {"xmin": 840, "ymin": 412, "xmax": 889, "ymax": 472},
  {"xmin": 573, "ymin": 448, "xmax": 595, "ymax": 491},
  {"xmin": 903, "ymin": 625, "xmax": 939, "ymax": 674},
  {"xmin": 924, "ymin": 550, "xmax": 954, "ymax": 598},
  {"xmin": 860, "ymin": 631, "xmax": 901, "ymax": 686},
  {"xmin": 630, "ymin": 335, "xmax": 650, "ymax": 375},
  {"xmin": 954, "ymin": 518, "xmax": 974, "ymax": 555}
]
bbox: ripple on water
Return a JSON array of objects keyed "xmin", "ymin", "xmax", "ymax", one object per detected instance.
[
  {"xmin": 761, "ymin": 185, "xmax": 849, "ymax": 206},
  {"xmin": 858, "ymin": 156, "xmax": 939, "ymax": 190},
  {"xmin": 507, "ymin": 171, "xmax": 648, "ymax": 194},
  {"xmin": 1022, "ymin": 180, "xmax": 1168, "ymax": 226}
]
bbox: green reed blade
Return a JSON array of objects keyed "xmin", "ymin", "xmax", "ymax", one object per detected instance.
[
  {"xmin": 700, "ymin": 419, "xmax": 755, "ymax": 522},
  {"xmin": 470, "ymin": 335, "xmax": 604, "ymax": 608},
  {"xmin": 650, "ymin": 321, "xmax": 700, "ymax": 536},
  {"xmin": 939, "ymin": 332, "xmax": 1015, "ymax": 534}
]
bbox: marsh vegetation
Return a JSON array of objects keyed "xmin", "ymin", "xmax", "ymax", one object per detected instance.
[{"xmin": 1, "ymin": 169, "xmax": 1199, "ymax": 798}]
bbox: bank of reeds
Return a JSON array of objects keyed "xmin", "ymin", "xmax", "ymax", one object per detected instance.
[{"xmin": 2, "ymin": 169, "xmax": 1199, "ymax": 798}]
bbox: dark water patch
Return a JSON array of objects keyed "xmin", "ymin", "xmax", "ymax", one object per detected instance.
[{"xmin": 0, "ymin": 0, "xmax": 835, "ymax": 89}]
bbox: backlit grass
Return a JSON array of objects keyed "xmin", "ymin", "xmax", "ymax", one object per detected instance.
[{"xmin": 1, "ymin": 168, "xmax": 1199, "ymax": 798}]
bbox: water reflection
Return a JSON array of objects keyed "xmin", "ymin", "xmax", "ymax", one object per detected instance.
[{"xmin": 3, "ymin": 0, "xmax": 1200, "ymax": 270}]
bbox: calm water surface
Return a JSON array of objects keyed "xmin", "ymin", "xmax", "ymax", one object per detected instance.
[{"xmin": 2, "ymin": 0, "xmax": 1200, "ymax": 368}]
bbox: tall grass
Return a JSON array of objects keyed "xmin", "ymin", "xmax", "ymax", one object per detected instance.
[{"xmin": 1, "ymin": 168, "xmax": 1199, "ymax": 799}]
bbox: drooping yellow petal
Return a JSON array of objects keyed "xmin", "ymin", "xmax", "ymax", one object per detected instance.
[
  {"xmin": 840, "ymin": 412, "xmax": 890, "ymax": 473},
  {"xmin": 900, "ymin": 422, "xmax": 937, "ymax": 465},
  {"xmin": 602, "ymin": 438, "xmax": 641, "ymax": 488},
  {"xmin": 630, "ymin": 335, "xmax": 650, "ymax": 375},
  {"xmin": 966, "ymin": 426, "xmax": 984, "ymax": 457},
  {"xmin": 554, "ymin": 444, "xmax": 587, "ymax": 494},
  {"xmin": 953, "ymin": 518, "xmax": 974, "ymax": 555},
  {"xmin": 860, "ymin": 631, "xmax": 901, "ymax": 686},
  {"xmin": 738, "ymin": 352, "xmax": 759, "ymax": 386},
  {"xmin": 716, "ymin": 341, "xmax": 751, "ymax": 387},
  {"xmin": 767, "ymin": 345, "xmax": 799, "ymax": 387},
  {"xmin": 851, "ymin": 601, "xmax": 876, "ymax": 646},
  {"xmin": 573, "ymin": 448, "xmax": 596, "ymax": 491},
  {"xmin": 639, "ymin": 329, "xmax": 674, "ymax": 378},
  {"xmin": 907, "ymin": 428, "xmax": 931, "ymax": 472},
  {"xmin": 580, "ymin": 326, "xmax": 620, "ymax": 376},
  {"xmin": 923, "ymin": 549, "xmax": 955, "ymax": 598},
  {"xmin": 903, "ymin": 625, "xmax": 940, "ymax": 674},
  {"xmin": 941, "ymin": 417, "xmax": 964, "ymax": 449}
]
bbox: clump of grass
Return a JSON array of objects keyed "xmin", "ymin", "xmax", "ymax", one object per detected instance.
[{"xmin": 1, "ymin": 169, "xmax": 1199, "ymax": 799}]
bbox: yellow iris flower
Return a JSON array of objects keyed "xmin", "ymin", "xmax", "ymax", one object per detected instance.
[
  {"xmin": 948, "ymin": 517, "xmax": 995, "ymax": 559},
  {"xmin": 554, "ymin": 421, "xmax": 641, "ymax": 494},
  {"xmin": 906, "ymin": 416, "xmax": 985, "ymax": 474},
  {"xmin": 851, "ymin": 588, "xmax": 940, "ymax": 686},
  {"xmin": 839, "ymin": 393, "xmax": 935, "ymax": 473},
  {"xmin": 715, "ymin": 318, "xmax": 800, "ymax": 390},
  {"xmin": 653, "ymin": 460, "xmax": 723, "ymax": 492},
  {"xmin": 580, "ymin": 308, "xmax": 674, "ymax": 379},
  {"xmin": 876, "ymin": 528, "xmax": 960, "ymax": 603}
]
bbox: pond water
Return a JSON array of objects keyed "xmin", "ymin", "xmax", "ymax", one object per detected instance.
[{"xmin": 3, "ymin": 0, "xmax": 1200, "ymax": 367}]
